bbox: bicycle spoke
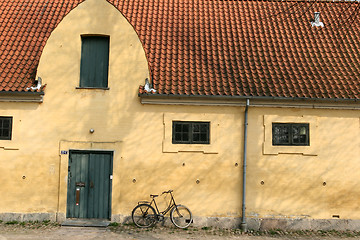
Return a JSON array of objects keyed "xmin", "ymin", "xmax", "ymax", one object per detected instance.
[
  {"xmin": 132, "ymin": 204, "xmax": 157, "ymax": 228},
  {"xmin": 170, "ymin": 205, "xmax": 192, "ymax": 229}
]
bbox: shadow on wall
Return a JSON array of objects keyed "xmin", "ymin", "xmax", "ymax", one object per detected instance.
[
  {"xmin": 249, "ymin": 110, "xmax": 360, "ymax": 221},
  {"xmin": 119, "ymin": 108, "xmax": 244, "ymax": 218}
]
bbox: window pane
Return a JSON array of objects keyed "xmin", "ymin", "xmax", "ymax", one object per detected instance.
[
  {"xmin": 299, "ymin": 135, "xmax": 307, "ymax": 143},
  {"xmin": 175, "ymin": 124, "xmax": 182, "ymax": 132},
  {"xmin": 201, "ymin": 124, "xmax": 208, "ymax": 132},
  {"xmin": 299, "ymin": 126, "xmax": 307, "ymax": 135},
  {"xmin": 3, "ymin": 119, "xmax": 9, "ymax": 128},
  {"xmin": 193, "ymin": 124, "xmax": 200, "ymax": 132},
  {"xmin": 193, "ymin": 133, "xmax": 200, "ymax": 141},
  {"xmin": 175, "ymin": 133, "xmax": 182, "ymax": 141},
  {"xmin": 292, "ymin": 125, "xmax": 308, "ymax": 145},
  {"xmin": 292, "ymin": 126, "xmax": 300, "ymax": 143},
  {"xmin": 200, "ymin": 133, "xmax": 207, "ymax": 141},
  {"xmin": 3, "ymin": 129, "xmax": 9, "ymax": 137},
  {"xmin": 273, "ymin": 124, "xmax": 290, "ymax": 145},
  {"xmin": 182, "ymin": 133, "xmax": 189, "ymax": 142}
]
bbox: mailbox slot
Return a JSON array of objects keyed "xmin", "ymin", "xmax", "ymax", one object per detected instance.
[{"xmin": 76, "ymin": 182, "xmax": 85, "ymax": 187}]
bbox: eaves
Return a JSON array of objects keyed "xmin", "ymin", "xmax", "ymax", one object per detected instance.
[
  {"xmin": 0, "ymin": 91, "xmax": 44, "ymax": 103},
  {"xmin": 139, "ymin": 94, "xmax": 360, "ymax": 110}
]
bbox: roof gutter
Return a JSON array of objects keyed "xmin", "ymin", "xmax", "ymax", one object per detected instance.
[
  {"xmin": 139, "ymin": 94, "xmax": 360, "ymax": 110},
  {"xmin": 0, "ymin": 91, "xmax": 44, "ymax": 103}
]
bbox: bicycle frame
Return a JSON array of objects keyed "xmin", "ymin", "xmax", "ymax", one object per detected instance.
[{"xmin": 139, "ymin": 191, "xmax": 177, "ymax": 217}]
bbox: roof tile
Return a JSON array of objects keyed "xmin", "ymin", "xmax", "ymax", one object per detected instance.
[
  {"xmin": 1, "ymin": 0, "xmax": 359, "ymax": 99},
  {"xmin": 0, "ymin": 0, "xmax": 84, "ymax": 92}
]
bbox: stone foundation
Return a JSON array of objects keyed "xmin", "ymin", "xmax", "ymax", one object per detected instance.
[
  {"xmin": 0, "ymin": 213, "xmax": 56, "ymax": 222},
  {"xmin": 254, "ymin": 218, "xmax": 360, "ymax": 231},
  {"xmin": 111, "ymin": 214, "xmax": 360, "ymax": 231}
]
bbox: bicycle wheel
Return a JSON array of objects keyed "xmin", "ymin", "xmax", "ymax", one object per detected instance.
[
  {"xmin": 170, "ymin": 205, "xmax": 193, "ymax": 229},
  {"xmin": 132, "ymin": 204, "xmax": 157, "ymax": 228}
]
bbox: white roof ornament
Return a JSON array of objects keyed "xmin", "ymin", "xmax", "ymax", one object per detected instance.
[
  {"xmin": 26, "ymin": 76, "xmax": 42, "ymax": 91},
  {"xmin": 144, "ymin": 78, "xmax": 156, "ymax": 93},
  {"xmin": 311, "ymin": 12, "xmax": 324, "ymax": 27}
]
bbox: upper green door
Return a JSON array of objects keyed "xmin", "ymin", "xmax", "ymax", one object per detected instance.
[{"xmin": 67, "ymin": 151, "xmax": 113, "ymax": 219}]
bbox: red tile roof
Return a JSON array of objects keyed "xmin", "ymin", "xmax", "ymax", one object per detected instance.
[
  {"xmin": 0, "ymin": 0, "xmax": 84, "ymax": 92},
  {"xmin": 0, "ymin": 0, "xmax": 359, "ymax": 100}
]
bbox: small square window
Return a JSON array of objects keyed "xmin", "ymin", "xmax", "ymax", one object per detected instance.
[
  {"xmin": 172, "ymin": 121, "xmax": 210, "ymax": 144},
  {"xmin": 0, "ymin": 117, "xmax": 12, "ymax": 140},
  {"xmin": 272, "ymin": 123, "xmax": 309, "ymax": 146}
]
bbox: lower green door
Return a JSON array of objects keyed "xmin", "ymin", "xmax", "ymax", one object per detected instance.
[{"xmin": 67, "ymin": 151, "xmax": 113, "ymax": 219}]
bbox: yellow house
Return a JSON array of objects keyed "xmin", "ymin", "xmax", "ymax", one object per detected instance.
[{"xmin": 0, "ymin": 0, "xmax": 359, "ymax": 231}]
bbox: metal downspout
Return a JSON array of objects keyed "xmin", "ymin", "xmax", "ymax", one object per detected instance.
[{"xmin": 241, "ymin": 99, "xmax": 249, "ymax": 232}]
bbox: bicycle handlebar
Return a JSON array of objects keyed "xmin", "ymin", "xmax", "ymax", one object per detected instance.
[{"xmin": 162, "ymin": 190, "xmax": 173, "ymax": 194}]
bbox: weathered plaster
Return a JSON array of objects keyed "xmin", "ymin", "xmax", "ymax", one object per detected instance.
[{"xmin": 0, "ymin": 0, "xmax": 359, "ymax": 229}]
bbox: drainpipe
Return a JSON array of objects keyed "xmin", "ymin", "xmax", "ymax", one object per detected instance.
[{"xmin": 241, "ymin": 99, "xmax": 249, "ymax": 232}]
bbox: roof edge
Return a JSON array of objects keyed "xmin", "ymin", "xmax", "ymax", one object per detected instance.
[
  {"xmin": 139, "ymin": 94, "xmax": 360, "ymax": 110},
  {"xmin": 0, "ymin": 91, "xmax": 44, "ymax": 103},
  {"xmin": 139, "ymin": 93, "xmax": 359, "ymax": 102}
]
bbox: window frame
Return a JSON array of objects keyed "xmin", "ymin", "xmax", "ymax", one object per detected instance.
[
  {"xmin": 272, "ymin": 123, "xmax": 310, "ymax": 146},
  {"xmin": 172, "ymin": 121, "xmax": 210, "ymax": 144},
  {"xmin": 79, "ymin": 35, "xmax": 110, "ymax": 89},
  {"xmin": 0, "ymin": 116, "xmax": 13, "ymax": 140}
]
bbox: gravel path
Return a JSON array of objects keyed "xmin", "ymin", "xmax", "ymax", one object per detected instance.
[
  {"xmin": 2, "ymin": 222, "xmax": 360, "ymax": 240},
  {"xmin": 1, "ymin": 226, "xmax": 254, "ymax": 240}
]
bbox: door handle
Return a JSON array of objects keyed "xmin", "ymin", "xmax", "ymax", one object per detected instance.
[
  {"xmin": 90, "ymin": 181, "xmax": 94, "ymax": 188},
  {"xmin": 76, "ymin": 187, "xmax": 80, "ymax": 206}
]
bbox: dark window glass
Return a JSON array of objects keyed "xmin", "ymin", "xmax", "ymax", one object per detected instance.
[
  {"xmin": 80, "ymin": 36, "xmax": 110, "ymax": 88},
  {"xmin": 272, "ymin": 123, "xmax": 309, "ymax": 146},
  {"xmin": 0, "ymin": 117, "xmax": 12, "ymax": 140},
  {"xmin": 172, "ymin": 121, "xmax": 210, "ymax": 144}
]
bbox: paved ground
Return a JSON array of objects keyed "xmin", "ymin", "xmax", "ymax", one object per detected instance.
[
  {"xmin": 1, "ymin": 222, "xmax": 360, "ymax": 240},
  {"xmin": 0, "ymin": 227, "xmax": 258, "ymax": 240}
]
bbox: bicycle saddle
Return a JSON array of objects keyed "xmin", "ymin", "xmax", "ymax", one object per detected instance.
[{"xmin": 150, "ymin": 194, "xmax": 158, "ymax": 198}]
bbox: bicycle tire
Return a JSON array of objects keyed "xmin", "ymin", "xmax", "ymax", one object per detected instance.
[
  {"xmin": 170, "ymin": 205, "xmax": 193, "ymax": 229},
  {"xmin": 131, "ymin": 203, "xmax": 157, "ymax": 228}
]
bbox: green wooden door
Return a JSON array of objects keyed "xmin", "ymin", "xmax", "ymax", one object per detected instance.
[{"xmin": 66, "ymin": 151, "xmax": 113, "ymax": 219}]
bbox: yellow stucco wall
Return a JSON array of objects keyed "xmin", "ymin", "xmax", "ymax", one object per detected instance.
[
  {"xmin": 0, "ymin": 0, "xmax": 359, "ymax": 224},
  {"xmin": 247, "ymin": 108, "xmax": 360, "ymax": 220}
]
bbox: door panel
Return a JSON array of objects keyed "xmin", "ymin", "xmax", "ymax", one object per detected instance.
[
  {"xmin": 87, "ymin": 153, "xmax": 112, "ymax": 218},
  {"xmin": 67, "ymin": 151, "xmax": 113, "ymax": 219}
]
